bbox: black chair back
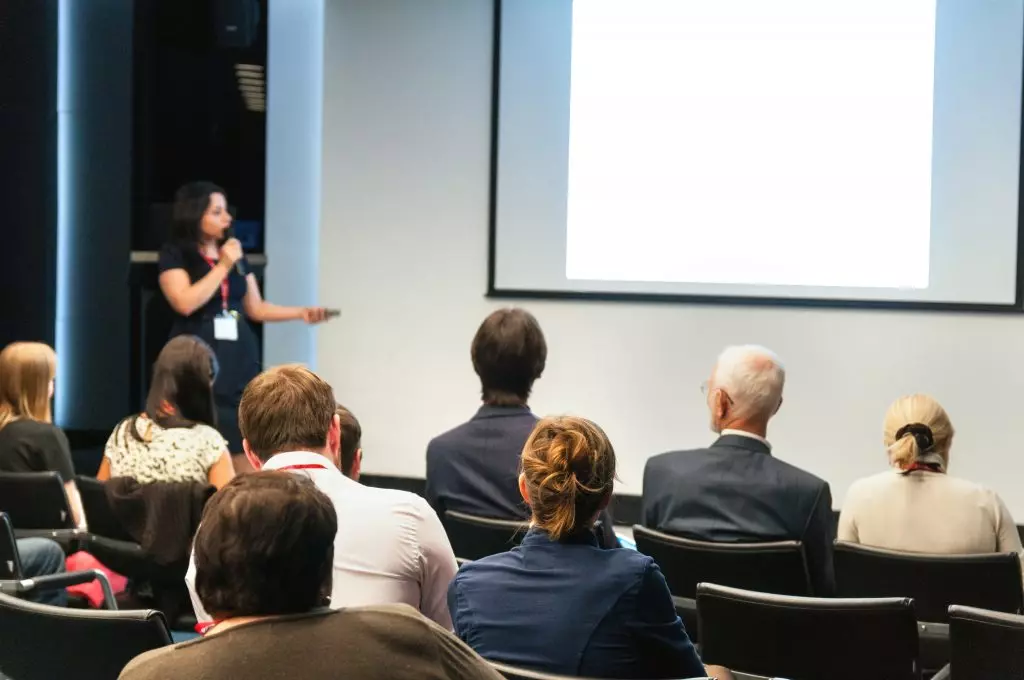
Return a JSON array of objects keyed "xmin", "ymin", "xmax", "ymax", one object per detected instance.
[
  {"xmin": 0, "ymin": 472, "xmax": 75, "ymax": 530},
  {"xmin": 0, "ymin": 590, "xmax": 171, "ymax": 680},
  {"xmin": 834, "ymin": 541, "xmax": 1024, "ymax": 622},
  {"xmin": 0, "ymin": 513, "xmax": 23, "ymax": 579},
  {"xmin": 948, "ymin": 605, "xmax": 1024, "ymax": 679},
  {"xmin": 697, "ymin": 583, "xmax": 920, "ymax": 680},
  {"xmin": 75, "ymin": 475, "xmax": 134, "ymax": 541},
  {"xmin": 633, "ymin": 525, "xmax": 811, "ymax": 598},
  {"xmin": 444, "ymin": 510, "xmax": 528, "ymax": 561},
  {"xmin": 489, "ymin": 661, "xmax": 712, "ymax": 680}
]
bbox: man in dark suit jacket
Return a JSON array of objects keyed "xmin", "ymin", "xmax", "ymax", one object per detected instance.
[
  {"xmin": 426, "ymin": 308, "xmax": 617, "ymax": 546},
  {"xmin": 642, "ymin": 345, "xmax": 835, "ymax": 595},
  {"xmin": 425, "ymin": 308, "xmax": 546, "ymax": 521}
]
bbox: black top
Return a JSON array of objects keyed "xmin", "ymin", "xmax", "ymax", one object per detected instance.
[
  {"xmin": 158, "ymin": 241, "xmax": 249, "ymax": 320},
  {"xmin": 0, "ymin": 419, "xmax": 76, "ymax": 482},
  {"xmin": 157, "ymin": 241, "xmax": 260, "ymax": 419},
  {"xmin": 642, "ymin": 434, "xmax": 836, "ymax": 596}
]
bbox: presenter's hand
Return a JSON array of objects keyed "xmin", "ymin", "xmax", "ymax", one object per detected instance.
[
  {"xmin": 302, "ymin": 307, "xmax": 329, "ymax": 324},
  {"xmin": 219, "ymin": 238, "xmax": 244, "ymax": 268}
]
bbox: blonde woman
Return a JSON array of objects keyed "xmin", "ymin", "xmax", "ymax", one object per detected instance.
[
  {"xmin": 448, "ymin": 416, "xmax": 726, "ymax": 680},
  {"xmin": 839, "ymin": 394, "xmax": 1022, "ymax": 570},
  {"xmin": 0, "ymin": 342, "xmax": 87, "ymax": 529}
]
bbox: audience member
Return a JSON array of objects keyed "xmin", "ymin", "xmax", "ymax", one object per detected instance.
[
  {"xmin": 335, "ymin": 404, "xmax": 362, "ymax": 480},
  {"xmin": 185, "ymin": 365, "xmax": 457, "ymax": 628},
  {"xmin": 426, "ymin": 308, "xmax": 617, "ymax": 546},
  {"xmin": 449, "ymin": 416, "xmax": 723, "ymax": 680},
  {"xmin": 839, "ymin": 394, "xmax": 1024, "ymax": 572},
  {"xmin": 98, "ymin": 336, "xmax": 234, "ymax": 488},
  {"xmin": 642, "ymin": 345, "xmax": 835, "ymax": 595},
  {"xmin": 0, "ymin": 342, "xmax": 87, "ymax": 529},
  {"xmin": 121, "ymin": 472, "xmax": 500, "ymax": 680},
  {"xmin": 426, "ymin": 308, "xmax": 546, "ymax": 519},
  {"xmin": 16, "ymin": 538, "xmax": 68, "ymax": 607}
]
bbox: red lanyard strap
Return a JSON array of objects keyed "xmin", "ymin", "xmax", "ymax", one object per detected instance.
[
  {"xmin": 278, "ymin": 464, "xmax": 328, "ymax": 472},
  {"xmin": 200, "ymin": 252, "xmax": 229, "ymax": 311}
]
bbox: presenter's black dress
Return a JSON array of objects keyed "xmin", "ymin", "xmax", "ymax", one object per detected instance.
[{"xmin": 158, "ymin": 242, "xmax": 260, "ymax": 453}]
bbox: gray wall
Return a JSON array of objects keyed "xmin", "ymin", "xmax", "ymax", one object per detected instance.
[{"xmin": 315, "ymin": 0, "xmax": 1024, "ymax": 516}]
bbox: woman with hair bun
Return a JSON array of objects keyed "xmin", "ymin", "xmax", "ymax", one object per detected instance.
[
  {"xmin": 839, "ymin": 394, "xmax": 1023, "ymax": 574},
  {"xmin": 448, "ymin": 416, "xmax": 721, "ymax": 680}
]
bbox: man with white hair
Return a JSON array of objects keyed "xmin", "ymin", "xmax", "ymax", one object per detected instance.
[{"xmin": 641, "ymin": 345, "xmax": 835, "ymax": 595}]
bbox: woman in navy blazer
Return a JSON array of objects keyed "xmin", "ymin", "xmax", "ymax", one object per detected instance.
[{"xmin": 448, "ymin": 416, "xmax": 723, "ymax": 679}]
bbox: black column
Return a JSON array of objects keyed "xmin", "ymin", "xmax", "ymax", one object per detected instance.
[{"xmin": 0, "ymin": 0, "xmax": 58, "ymax": 348}]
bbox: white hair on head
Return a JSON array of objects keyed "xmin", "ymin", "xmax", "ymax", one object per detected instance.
[{"xmin": 712, "ymin": 345, "xmax": 785, "ymax": 421}]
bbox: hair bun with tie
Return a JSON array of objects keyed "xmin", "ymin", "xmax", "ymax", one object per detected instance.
[{"xmin": 894, "ymin": 422, "xmax": 935, "ymax": 452}]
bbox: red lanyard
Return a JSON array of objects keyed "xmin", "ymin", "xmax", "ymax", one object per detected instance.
[
  {"xmin": 902, "ymin": 462, "xmax": 942, "ymax": 474},
  {"xmin": 195, "ymin": 620, "xmax": 221, "ymax": 635},
  {"xmin": 278, "ymin": 464, "xmax": 328, "ymax": 472},
  {"xmin": 199, "ymin": 252, "xmax": 229, "ymax": 311}
]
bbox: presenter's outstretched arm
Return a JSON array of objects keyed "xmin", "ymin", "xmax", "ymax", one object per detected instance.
[{"xmin": 242, "ymin": 273, "xmax": 329, "ymax": 324}]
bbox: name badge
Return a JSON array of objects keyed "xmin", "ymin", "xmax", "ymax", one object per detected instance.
[{"xmin": 213, "ymin": 313, "xmax": 238, "ymax": 341}]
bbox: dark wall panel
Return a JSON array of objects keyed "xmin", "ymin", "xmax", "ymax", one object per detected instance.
[{"xmin": 0, "ymin": 0, "xmax": 58, "ymax": 348}]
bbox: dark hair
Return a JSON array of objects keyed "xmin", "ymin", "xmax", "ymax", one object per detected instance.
[
  {"xmin": 194, "ymin": 471, "xmax": 337, "ymax": 618},
  {"xmin": 239, "ymin": 365, "xmax": 336, "ymax": 461},
  {"xmin": 471, "ymin": 308, "xmax": 547, "ymax": 407},
  {"xmin": 121, "ymin": 336, "xmax": 217, "ymax": 442},
  {"xmin": 520, "ymin": 416, "xmax": 615, "ymax": 540},
  {"xmin": 170, "ymin": 181, "xmax": 226, "ymax": 245},
  {"xmin": 335, "ymin": 404, "xmax": 362, "ymax": 476}
]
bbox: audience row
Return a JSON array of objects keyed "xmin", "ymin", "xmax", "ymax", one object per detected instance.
[{"xmin": 1, "ymin": 306, "xmax": 1022, "ymax": 678}]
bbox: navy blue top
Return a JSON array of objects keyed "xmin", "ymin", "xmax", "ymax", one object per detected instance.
[{"xmin": 448, "ymin": 528, "xmax": 706, "ymax": 679}]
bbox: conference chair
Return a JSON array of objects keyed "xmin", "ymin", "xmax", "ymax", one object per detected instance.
[
  {"xmin": 0, "ymin": 590, "xmax": 171, "ymax": 680},
  {"xmin": 697, "ymin": 583, "xmax": 920, "ymax": 680},
  {"xmin": 833, "ymin": 541, "xmax": 1024, "ymax": 623},
  {"xmin": 0, "ymin": 471, "xmax": 85, "ymax": 548},
  {"xmin": 443, "ymin": 510, "xmax": 529, "ymax": 562},
  {"xmin": 488, "ymin": 661, "xmax": 717, "ymax": 680},
  {"xmin": 1, "ymin": 512, "xmax": 118, "ymax": 609},
  {"xmin": 945, "ymin": 605, "xmax": 1024, "ymax": 680},
  {"xmin": 633, "ymin": 525, "xmax": 810, "ymax": 640},
  {"xmin": 833, "ymin": 540, "xmax": 1023, "ymax": 673}
]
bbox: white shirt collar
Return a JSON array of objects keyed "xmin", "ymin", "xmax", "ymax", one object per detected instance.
[
  {"xmin": 262, "ymin": 450, "xmax": 341, "ymax": 473},
  {"xmin": 720, "ymin": 429, "xmax": 772, "ymax": 451}
]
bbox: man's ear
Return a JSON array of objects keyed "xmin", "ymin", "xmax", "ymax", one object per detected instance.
[
  {"xmin": 773, "ymin": 396, "xmax": 784, "ymax": 415},
  {"xmin": 326, "ymin": 414, "xmax": 342, "ymax": 469},
  {"xmin": 243, "ymin": 439, "xmax": 262, "ymax": 471},
  {"xmin": 350, "ymin": 449, "xmax": 362, "ymax": 482}
]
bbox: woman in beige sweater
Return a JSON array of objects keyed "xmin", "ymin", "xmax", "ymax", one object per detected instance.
[{"xmin": 838, "ymin": 394, "xmax": 1023, "ymax": 569}]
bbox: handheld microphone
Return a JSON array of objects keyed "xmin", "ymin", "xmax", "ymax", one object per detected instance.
[{"xmin": 224, "ymin": 227, "xmax": 247, "ymax": 276}]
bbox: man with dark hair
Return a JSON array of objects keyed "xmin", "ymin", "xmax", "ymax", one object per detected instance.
[
  {"xmin": 425, "ymin": 308, "xmax": 547, "ymax": 521},
  {"xmin": 425, "ymin": 310, "xmax": 617, "ymax": 546},
  {"xmin": 124, "ymin": 472, "xmax": 501, "ymax": 680},
  {"xmin": 185, "ymin": 365, "xmax": 457, "ymax": 628},
  {"xmin": 335, "ymin": 404, "xmax": 362, "ymax": 480}
]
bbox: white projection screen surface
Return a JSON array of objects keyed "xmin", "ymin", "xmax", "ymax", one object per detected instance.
[{"xmin": 490, "ymin": 0, "xmax": 1024, "ymax": 309}]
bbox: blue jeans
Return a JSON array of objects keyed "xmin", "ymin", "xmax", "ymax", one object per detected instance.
[{"xmin": 17, "ymin": 538, "xmax": 67, "ymax": 607}]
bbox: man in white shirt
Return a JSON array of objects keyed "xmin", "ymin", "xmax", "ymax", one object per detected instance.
[
  {"xmin": 641, "ymin": 345, "xmax": 836, "ymax": 595},
  {"xmin": 186, "ymin": 365, "xmax": 457, "ymax": 628}
]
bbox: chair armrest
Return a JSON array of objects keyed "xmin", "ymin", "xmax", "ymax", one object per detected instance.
[
  {"xmin": 12, "ymin": 528, "xmax": 88, "ymax": 552},
  {"xmin": 0, "ymin": 568, "xmax": 117, "ymax": 610}
]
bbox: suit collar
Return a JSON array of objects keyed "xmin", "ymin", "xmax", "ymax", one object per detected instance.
[
  {"xmin": 473, "ymin": 404, "xmax": 535, "ymax": 420},
  {"xmin": 712, "ymin": 433, "xmax": 773, "ymax": 455}
]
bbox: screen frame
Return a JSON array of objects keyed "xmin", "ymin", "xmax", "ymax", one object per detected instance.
[{"xmin": 485, "ymin": 0, "xmax": 1024, "ymax": 314}]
